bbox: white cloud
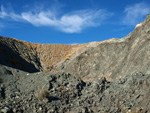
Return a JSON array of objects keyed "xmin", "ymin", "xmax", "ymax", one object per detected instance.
[
  {"xmin": 123, "ymin": 2, "xmax": 150, "ymax": 25},
  {"xmin": 0, "ymin": 6, "xmax": 112, "ymax": 33},
  {"xmin": 0, "ymin": 6, "xmax": 23, "ymax": 21},
  {"xmin": 21, "ymin": 11, "xmax": 58, "ymax": 26},
  {"xmin": 0, "ymin": 6, "xmax": 8, "ymax": 18},
  {"xmin": 58, "ymin": 10, "xmax": 109, "ymax": 33}
]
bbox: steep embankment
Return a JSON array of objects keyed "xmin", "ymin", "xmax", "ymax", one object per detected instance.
[
  {"xmin": 0, "ymin": 14, "xmax": 150, "ymax": 81},
  {"xmin": 63, "ymin": 14, "xmax": 150, "ymax": 81},
  {"xmin": 0, "ymin": 37, "xmax": 41, "ymax": 72},
  {"xmin": 0, "ymin": 36, "xmax": 88, "ymax": 72}
]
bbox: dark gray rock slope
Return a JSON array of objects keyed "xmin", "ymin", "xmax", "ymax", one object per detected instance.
[{"xmin": 0, "ymin": 66, "xmax": 150, "ymax": 112}]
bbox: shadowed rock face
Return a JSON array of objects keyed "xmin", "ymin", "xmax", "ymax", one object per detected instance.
[{"xmin": 0, "ymin": 38, "xmax": 41, "ymax": 72}]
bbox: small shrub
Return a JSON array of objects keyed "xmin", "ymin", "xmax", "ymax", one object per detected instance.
[{"xmin": 35, "ymin": 89, "xmax": 49, "ymax": 101}]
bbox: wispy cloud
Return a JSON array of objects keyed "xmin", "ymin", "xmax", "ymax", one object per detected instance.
[
  {"xmin": 0, "ymin": 6, "xmax": 7, "ymax": 18},
  {"xmin": 0, "ymin": 6, "xmax": 112, "ymax": 33},
  {"xmin": 123, "ymin": 2, "xmax": 150, "ymax": 25},
  {"xmin": 0, "ymin": 5, "xmax": 23, "ymax": 21}
]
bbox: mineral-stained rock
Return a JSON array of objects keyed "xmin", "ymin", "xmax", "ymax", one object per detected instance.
[{"xmin": 0, "ymin": 14, "xmax": 150, "ymax": 113}]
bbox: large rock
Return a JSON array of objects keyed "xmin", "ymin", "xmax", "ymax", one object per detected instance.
[{"xmin": 64, "ymin": 14, "xmax": 150, "ymax": 81}]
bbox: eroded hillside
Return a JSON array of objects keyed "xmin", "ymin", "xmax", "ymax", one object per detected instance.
[
  {"xmin": 0, "ymin": 37, "xmax": 41, "ymax": 72},
  {"xmin": 62, "ymin": 14, "xmax": 150, "ymax": 81},
  {"xmin": 0, "ymin": 36, "xmax": 88, "ymax": 72},
  {"xmin": 0, "ymin": 14, "xmax": 150, "ymax": 81}
]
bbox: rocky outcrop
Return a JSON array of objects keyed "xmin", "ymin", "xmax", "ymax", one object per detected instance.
[
  {"xmin": 0, "ymin": 37, "xmax": 41, "ymax": 72},
  {"xmin": 63, "ymin": 14, "xmax": 150, "ymax": 81},
  {"xmin": 0, "ymin": 14, "xmax": 150, "ymax": 79},
  {"xmin": 1, "ymin": 14, "xmax": 150, "ymax": 78},
  {"xmin": 0, "ymin": 36, "xmax": 89, "ymax": 72},
  {"xmin": 0, "ymin": 14, "xmax": 150, "ymax": 113}
]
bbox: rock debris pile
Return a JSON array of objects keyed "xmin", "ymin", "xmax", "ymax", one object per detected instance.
[{"xmin": 0, "ymin": 67, "xmax": 150, "ymax": 112}]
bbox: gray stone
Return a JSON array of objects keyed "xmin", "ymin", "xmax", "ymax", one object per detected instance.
[{"xmin": 1, "ymin": 107, "xmax": 10, "ymax": 113}]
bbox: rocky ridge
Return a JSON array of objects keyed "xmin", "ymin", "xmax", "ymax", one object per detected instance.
[
  {"xmin": 0, "ymin": 36, "xmax": 90, "ymax": 72},
  {"xmin": 0, "ymin": 14, "xmax": 150, "ymax": 113},
  {"xmin": 62, "ymin": 14, "xmax": 150, "ymax": 81}
]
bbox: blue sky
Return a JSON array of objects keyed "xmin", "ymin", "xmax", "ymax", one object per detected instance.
[{"xmin": 0, "ymin": 0, "xmax": 150, "ymax": 44}]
